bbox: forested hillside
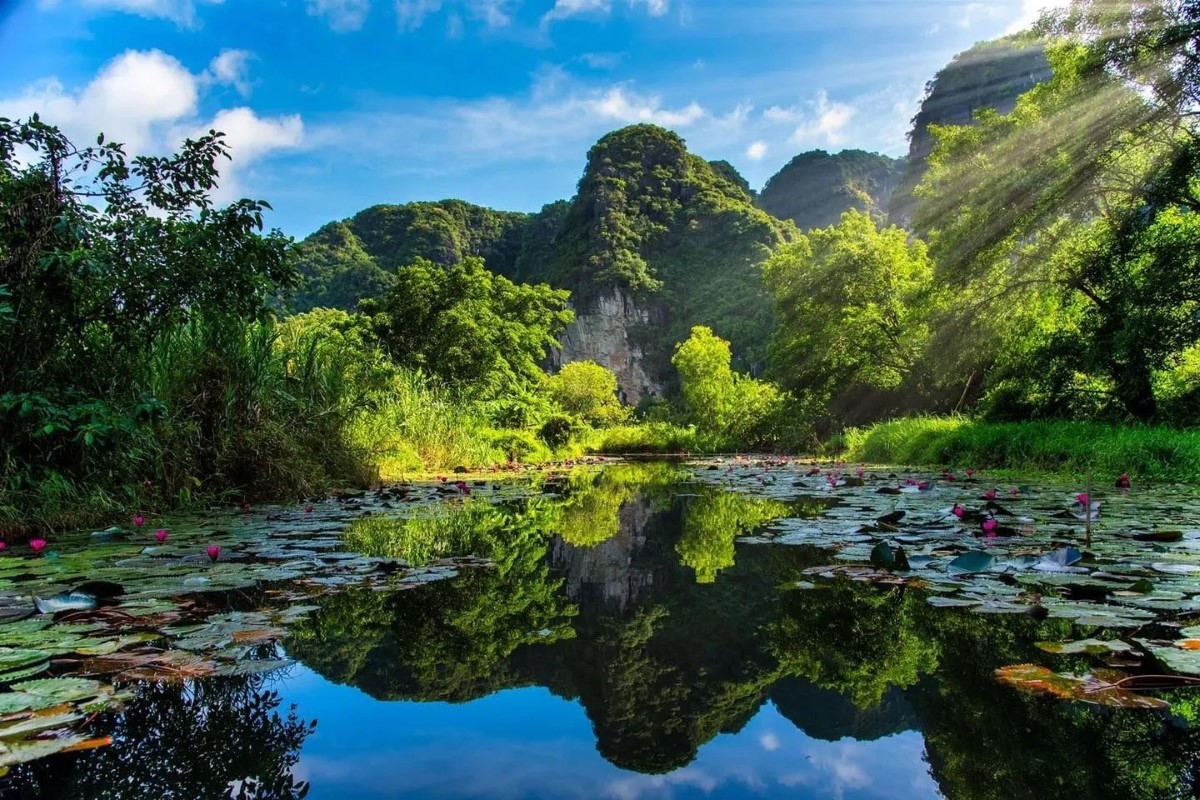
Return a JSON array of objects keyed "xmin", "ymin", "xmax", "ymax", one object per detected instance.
[
  {"xmin": 757, "ymin": 149, "xmax": 904, "ymax": 231},
  {"xmin": 890, "ymin": 36, "xmax": 1052, "ymax": 225}
]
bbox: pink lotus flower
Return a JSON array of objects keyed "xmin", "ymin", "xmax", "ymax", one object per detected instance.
[
  {"xmin": 952, "ymin": 504, "xmax": 965, "ymax": 519},
  {"xmin": 154, "ymin": 529, "xmax": 168, "ymax": 544},
  {"xmin": 206, "ymin": 545, "xmax": 221, "ymax": 562},
  {"xmin": 29, "ymin": 539, "xmax": 46, "ymax": 553},
  {"xmin": 982, "ymin": 518, "xmax": 998, "ymax": 534},
  {"xmin": 134, "ymin": 515, "xmax": 145, "ymax": 527},
  {"xmin": 984, "ymin": 489, "xmax": 997, "ymax": 501}
]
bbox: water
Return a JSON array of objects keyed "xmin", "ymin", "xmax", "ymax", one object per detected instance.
[{"xmin": 5, "ymin": 460, "xmax": 1200, "ymax": 799}]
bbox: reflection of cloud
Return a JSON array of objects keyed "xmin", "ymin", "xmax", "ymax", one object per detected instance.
[{"xmin": 759, "ymin": 732, "xmax": 781, "ymax": 751}]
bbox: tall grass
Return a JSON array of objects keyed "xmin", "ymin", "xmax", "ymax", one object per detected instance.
[{"xmin": 841, "ymin": 415, "xmax": 1200, "ymax": 481}]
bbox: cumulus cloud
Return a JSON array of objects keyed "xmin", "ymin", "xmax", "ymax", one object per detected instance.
[
  {"xmin": 745, "ymin": 140, "xmax": 768, "ymax": 161},
  {"xmin": 306, "ymin": 0, "xmax": 371, "ymax": 31},
  {"xmin": 0, "ymin": 49, "xmax": 303, "ymax": 202},
  {"xmin": 205, "ymin": 49, "xmax": 254, "ymax": 97},
  {"xmin": 768, "ymin": 90, "xmax": 858, "ymax": 147}
]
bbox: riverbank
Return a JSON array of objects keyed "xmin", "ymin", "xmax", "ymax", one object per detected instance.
[{"xmin": 836, "ymin": 416, "xmax": 1200, "ymax": 483}]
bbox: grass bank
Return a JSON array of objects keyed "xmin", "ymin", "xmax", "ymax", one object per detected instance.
[{"xmin": 838, "ymin": 416, "xmax": 1200, "ymax": 482}]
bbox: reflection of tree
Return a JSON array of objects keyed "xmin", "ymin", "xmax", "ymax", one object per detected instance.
[
  {"xmin": 7, "ymin": 676, "xmax": 312, "ymax": 799},
  {"xmin": 676, "ymin": 489, "xmax": 791, "ymax": 583},
  {"xmin": 914, "ymin": 608, "xmax": 1200, "ymax": 800},
  {"xmin": 771, "ymin": 579, "xmax": 939, "ymax": 708},
  {"xmin": 553, "ymin": 463, "xmax": 685, "ymax": 547},
  {"xmin": 343, "ymin": 499, "xmax": 508, "ymax": 564},
  {"xmin": 290, "ymin": 501, "xmax": 578, "ymax": 703}
]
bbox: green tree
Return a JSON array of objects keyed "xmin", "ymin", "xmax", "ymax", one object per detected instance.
[
  {"xmin": 672, "ymin": 326, "xmax": 786, "ymax": 442},
  {"xmin": 361, "ymin": 256, "xmax": 573, "ymax": 398},
  {"xmin": 0, "ymin": 116, "xmax": 295, "ymax": 501},
  {"xmin": 763, "ymin": 210, "xmax": 934, "ymax": 424},
  {"xmin": 546, "ymin": 361, "xmax": 629, "ymax": 426},
  {"xmin": 915, "ymin": 19, "xmax": 1200, "ymax": 420}
]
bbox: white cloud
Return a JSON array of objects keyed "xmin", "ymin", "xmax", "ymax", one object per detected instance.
[
  {"xmin": 0, "ymin": 49, "xmax": 303, "ymax": 203},
  {"xmin": 306, "ymin": 0, "xmax": 371, "ymax": 31},
  {"xmin": 593, "ymin": 87, "xmax": 704, "ymax": 126},
  {"xmin": 205, "ymin": 49, "xmax": 253, "ymax": 97},
  {"xmin": 1004, "ymin": 0, "xmax": 1070, "ymax": 33},
  {"xmin": 395, "ymin": 0, "xmax": 441, "ymax": 30},
  {"xmin": 758, "ymin": 732, "xmax": 780, "ymax": 751},
  {"xmin": 745, "ymin": 140, "xmax": 768, "ymax": 161},
  {"xmin": 57, "ymin": 0, "xmax": 225, "ymax": 27},
  {"xmin": 542, "ymin": 0, "xmax": 668, "ymax": 25},
  {"xmin": 784, "ymin": 90, "xmax": 858, "ymax": 147}
]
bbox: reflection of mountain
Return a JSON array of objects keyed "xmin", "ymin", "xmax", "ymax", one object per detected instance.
[
  {"xmin": 287, "ymin": 466, "xmax": 1200, "ymax": 796},
  {"xmin": 770, "ymin": 678, "xmax": 922, "ymax": 743},
  {"xmin": 549, "ymin": 497, "xmax": 673, "ymax": 614}
]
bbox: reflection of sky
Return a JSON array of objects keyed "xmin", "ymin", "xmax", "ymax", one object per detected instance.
[{"xmin": 280, "ymin": 667, "xmax": 943, "ymax": 800}]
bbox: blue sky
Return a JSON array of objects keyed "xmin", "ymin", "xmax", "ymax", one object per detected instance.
[{"xmin": 0, "ymin": 0, "xmax": 1063, "ymax": 237}]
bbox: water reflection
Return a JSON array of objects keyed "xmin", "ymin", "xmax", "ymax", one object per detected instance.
[
  {"xmin": 4, "ymin": 676, "xmax": 313, "ymax": 800},
  {"xmin": 20, "ymin": 463, "xmax": 1200, "ymax": 799}
]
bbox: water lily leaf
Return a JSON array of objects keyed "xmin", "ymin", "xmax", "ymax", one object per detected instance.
[
  {"xmin": 1152, "ymin": 563, "xmax": 1200, "ymax": 575},
  {"xmin": 996, "ymin": 664, "xmax": 1169, "ymax": 709},
  {"xmin": 948, "ymin": 551, "xmax": 996, "ymax": 575},
  {"xmin": 0, "ymin": 711, "xmax": 84, "ymax": 740},
  {"xmin": 1036, "ymin": 639, "xmax": 1138, "ymax": 656},
  {"xmin": 1136, "ymin": 639, "xmax": 1200, "ymax": 676}
]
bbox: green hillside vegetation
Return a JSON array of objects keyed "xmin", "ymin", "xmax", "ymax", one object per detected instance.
[
  {"xmin": 757, "ymin": 149, "xmax": 905, "ymax": 231},
  {"xmin": 890, "ymin": 36, "xmax": 1051, "ymax": 225},
  {"xmin": 550, "ymin": 125, "xmax": 795, "ymax": 373}
]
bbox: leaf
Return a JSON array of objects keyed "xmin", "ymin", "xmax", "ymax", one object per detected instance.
[
  {"xmin": 948, "ymin": 551, "xmax": 996, "ymax": 575},
  {"xmin": 996, "ymin": 664, "xmax": 1170, "ymax": 709},
  {"xmin": 1036, "ymin": 639, "xmax": 1137, "ymax": 656}
]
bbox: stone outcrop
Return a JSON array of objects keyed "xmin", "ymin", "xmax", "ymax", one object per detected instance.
[{"xmin": 549, "ymin": 288, "xmax": 666, "ymax": 406}]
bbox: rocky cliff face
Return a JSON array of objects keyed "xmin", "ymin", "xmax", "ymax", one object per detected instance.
[{"xmin": 549, "ymin": 288, "xmax": 666, "ymax": 406}]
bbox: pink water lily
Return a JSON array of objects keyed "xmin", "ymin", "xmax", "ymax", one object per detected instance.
[
  {"xmin": 952, "ymin": 504, "xmax": 965, "ymax": 519},
  {"xmin": 0, "ymin": 541, "xmax": 6, "ymax": 551},
  {"xmin": 241, "ymin": 503, "xmax": 251, "ymax": 515},
  {"xmin": 855, "ymin": 468, "xmax": 865, "ymax": 478},
  {"xmin": 134, "ymin": 515, "xmax": 145, "ymax": 527},
  {"xmin": 917, "ymin": 481, "xmax": 930, "ymax": 491},
  {"xmin": 982, "ymin": 517, "xmax": 998, "ymax": 534},
  {"xmin": 1075, "ymin": 492, "xmax": 1090, "ymax": 506},
  {"xmin": 29, "ymin": 539, "xmax": 46, "ymax": 553},
  {"xmin": 154, "ymin": 529, "xmax": 168, "ymax": 543},
  {"xmin": 305, "ymin": 505, "xmax": 314, "ymax": 514},
  {"xmin": 1010, "ymin": 487, "xmax": 1020, "ymax": 497},
  {"xmin": 965, "ymin": 468, "xmax": 977, "ymax": 478},
  {"xmin": 206, "ymin": 545, "xmax": 221, "ymax": 562},
  {"xmin": 984, "ymin": 489, "xmax": 997, "ymax": 501},
  {"xmin": 1116, "ymin": 473, "xmax": 1131, "ymax": 489}
]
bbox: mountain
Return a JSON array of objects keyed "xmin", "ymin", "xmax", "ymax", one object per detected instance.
[
  {"xmin": 287, "ymin": 199, "xmax": 543, "ymax": 312},
  {"xmin": 756, "ymin": 149, "xmax": 905, "ymax": 231},
  {"xmin": 545, "ymin": 125, "xmax": 794, "ymax": 398},
  {"xmin": 287, "ymin": 125, "xmax": 793, "ymax": 403},
  {"xmin": 889, "ymin": 36, "xmax": 1052, "ymax": 226}
]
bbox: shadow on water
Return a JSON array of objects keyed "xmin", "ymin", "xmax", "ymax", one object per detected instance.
[{"xmin": 13, "ymin": 462, "xmax": 1200, "ymax": 799}]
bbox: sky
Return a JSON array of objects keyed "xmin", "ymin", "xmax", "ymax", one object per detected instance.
[{"xmin": 0, "ymin": 0, "xmax": 1066, "ymax": 238}]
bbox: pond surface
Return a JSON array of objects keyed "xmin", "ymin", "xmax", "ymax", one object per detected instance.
[{"xmin": 4, "ymin": 459, "xmax": 1200, "ymax": 799}]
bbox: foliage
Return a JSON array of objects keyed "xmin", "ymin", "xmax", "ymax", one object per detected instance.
[
  {"xmin": 842, "ymin": 415, "xmax": 1200, "ymax": 481},
  {"xmin": 764, "ymin": 210, "xmax": 936, "ymax": 428},
  {"xmin": 890, "ymin": 35, "xmax": 1051, "ymax": 224},
  {"xmin": 915, "ymin": 27, "xmax": 1200, "ymax": 420},
  {"xmin": 672, "ymin": 326, "xmax": 786, "ymax": 444},
  {"xmin": 361, "ymin": 256, "xmax": 572, "ymax": 399},
  {"xmin": 286, "ymin": 199, "xmax": 537, "ymax": 311},
  {"xmin": 544, "ymin": 361, "xmax": 629, "ymax": 427},
  {"xmin": 757, "ymin": 149, "xmax": 904, "ymax": 231}
]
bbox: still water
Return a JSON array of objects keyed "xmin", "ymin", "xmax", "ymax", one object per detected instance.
[{"xmin": 4, "ymin": 461, "xmax": 1199, "ymax": 799}]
